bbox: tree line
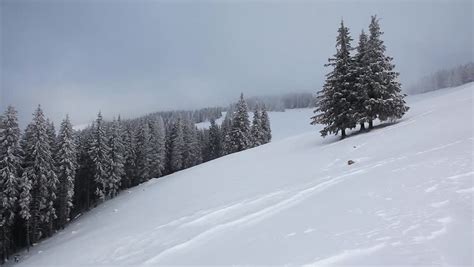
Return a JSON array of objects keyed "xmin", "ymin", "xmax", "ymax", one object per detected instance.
[
  {"xmin": 245, "ymin": 92, "xmax": 314, "ymax": 112},
  {"xmin": 0, "ymin": 93, "xmax": 270, "ymax": 263},
  {"xmin": 405, "ymin": 62, "xmax": 474, "ymax": 95},
  {"xmin": 312, "ymin": 16, "xmax": 409, "ymax": 139}
]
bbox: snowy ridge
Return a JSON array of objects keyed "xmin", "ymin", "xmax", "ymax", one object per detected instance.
[{"xmin": 15, "ymin": 83, "xmax": 473, "ymax": 266}]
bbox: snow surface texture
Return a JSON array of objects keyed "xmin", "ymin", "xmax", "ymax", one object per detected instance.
[{"xmin": 15, "ymin": 83, "xmax": 473, "ymax": 266}]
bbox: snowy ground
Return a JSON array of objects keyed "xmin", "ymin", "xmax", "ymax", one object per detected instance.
[{"xmin": 15, "ymin": 83, "xmax": 473, "ymax": 266}]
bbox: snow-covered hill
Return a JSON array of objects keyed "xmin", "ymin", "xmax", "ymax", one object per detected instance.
[{"xmin": 16, "ymin": 83, "xmax": 473, "ymax": 266}]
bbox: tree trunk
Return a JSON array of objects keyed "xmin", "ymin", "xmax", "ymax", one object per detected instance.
[
  {"xmin": 25, "ymin": 222, "xmax": 30, "ymax": 252},
  {"xmin": 360, "ymin": 122, "xmax": 366, "ymax": 131},
  {"xmin": 2, "ymin": 227, "xmax": 7, "ymax": 264},
  {"xmin": 368, "ymin": 120, "xmax": 373, "ymax": 129},
  {"xmin": 341, "ymin": 129, "xmax": 346, "ymax": 139}
]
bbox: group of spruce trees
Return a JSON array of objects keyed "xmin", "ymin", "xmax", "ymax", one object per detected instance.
[
  {"xmin": 0, "ymin": 93, "xmax": 270, "ymax": 263},
  {"xmin": 0, "ymin": 106, "xmax": 75, "ymax": 262},
  {"xmin": 312, "ymin": 16, "xmax": 409, "ymax": 138}
]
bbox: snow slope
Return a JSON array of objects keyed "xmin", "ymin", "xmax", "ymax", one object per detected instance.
[{"xmin": 16, "ymin": 83, "xmax": 473, "ymax": 266}]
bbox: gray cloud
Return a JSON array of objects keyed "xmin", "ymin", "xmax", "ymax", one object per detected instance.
[{"xmin": 1, "ymin": 0, "xmax": 472, "ymax": 127}]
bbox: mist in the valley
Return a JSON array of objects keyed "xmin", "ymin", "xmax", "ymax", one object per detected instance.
[{"xmin": 1, "ymin": 0, "xmax": 472, "ymax": 127}]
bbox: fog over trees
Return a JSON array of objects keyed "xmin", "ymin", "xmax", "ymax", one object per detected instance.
[{"xmin": 405, "ymin": 62, "xmax": 474, "ymax": 95}]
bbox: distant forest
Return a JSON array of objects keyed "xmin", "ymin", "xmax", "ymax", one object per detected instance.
[{"xmin": 405, "ymin": 62, "xmax": 474, "ymax": 95}]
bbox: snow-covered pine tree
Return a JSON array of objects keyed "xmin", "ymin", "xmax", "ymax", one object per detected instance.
[
  {"xmin": 88, "ymin": 112, "xmax": 111, "ymax": 201},
  {"xmin": 17, "ymin": 171, "xmax": 32, "ymax": 250},
  {"xmin": 21, "ymin": 106, "xmax": 55, "ymax": 244},
  {"xmin": 148, "ymin": 117, "xmax": 165, "ymax": 178},
  {"xmin": 208, "ymin": 119, "xmax": 222, "ymax": 159},
  {"xmin": 0, "ymin": 106, "xmax": 23, "ymax": 261},
  {"xmin": 220, "ymin": 111, "xmax": 233, "ymax": 155},
  {"xmin": 121, "ymin": 123, "xmax": 136, "ymax": 189},
  {"xmin": 56, "ymin": 115, "xmax": 77, "ymax": 228},
  {"xmin": 134, "ymin": 120, "xmax": 151, "ymax": 183},
  {"xmin": 250, "ymin": 107, "xmax": 264, "ymax": 147},
  {"xmin": 44, "ymin": 119, "xmax": 58, "ymax": 236},
  {"xmin": 353, "ymin": 30, "xmax": 371, "ymax": 131},
  {"xmin": 260, "ymin": 105, "xmax": 272, "ymax": 144},
  {"xmin": 168, "ymin": 119, "xmax": 184, "ymax": 173},
  {"xmin": 74, "ymin": 127, "xmax": 95, "ymax": 210},
  {"xmin": 182, "ymin": 120, "xmax": 202, "ymax": 168},
  {"xmin": 364, "ymin": 15, "xmax": 409, "ymax": 128},
  {"xmin": 311, "ymin": 20, "xmax": 357, "ymax": 139},
  {"xmin": 107, "ymin": 118, "xmax": 124, "ymax": 198},
  {"xmin": 199, "ymin": 129, "xmax": 211, "ymax": 162},
  {"xmin": 228, "ymin": 93, "xmax": 251, "ymax": 153}
]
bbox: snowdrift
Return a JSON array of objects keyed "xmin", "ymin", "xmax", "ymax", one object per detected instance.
[{"xmin": 16, "ymin": 83, "xmax": 473, "ymax": 266}]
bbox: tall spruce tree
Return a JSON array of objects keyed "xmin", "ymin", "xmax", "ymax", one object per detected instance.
[
  {"xmin": 182, "ymin": 120, "xmax": 201, "ymax": 168},
  {"xmin": 89, "ymin": 112, "xmax": 111, "ymax": 201},
  {"xmin": 353, "ymin": 30, "xmax": 371, "ymax": 131},
  {"xmin": 56, "ymin": 115, "xmax": 77, "ymax": 228},
  {"xmin": 364, "ymin": 15, "xmax": 409, "ymax": 128},
  {"xmin": 260, "ymin": 105, "xmax": 272, "ymax": 144},
  {"xmin": 208, "ymin": 119, "xmax": 222, "ymax": 159},
  {"xmin": 121, "ymin": 123, "xmax": 136, "ymax": 189},
  {"xmin": 228, "ymin": 93, "xmax": 251, "ymax": 153},
  {"xmin": 250, "ymin": 107, "xmax": 264, "ymax": 147},
  {"xmin": 18, "ymin": 171, "xmax": 32, "ymax": 250},
  {"xmin": 148, "ymin": 117, "xmax": 165, "ymax": 178},
  {"xmin": 74, "ymin": 127, "xmax": 94, "ymax": 211},
  {"xmin": 107, "ymin": 118, "xmax": 124, "ymax": 198},
  {"xmin": 0, "ymin": 106, "xmax": 22, "ymax": 261},
  {"xmin": 21, "ymin": 106, "xmax": 55, "ymax": 244},
  {"xmin": 44, "ymin": 120, "xmax": 58, "ymax": 236},
  {"xmin": 134, "ymin": 120, "xmax": 151, "ymax": 183},
  {"xmin": 221, "ymin": 111, "xmax": 233, "ymax": 155},
  {"xmin": 168, "ymin": 119, "xmax": 184, "ymax": 173},
  {"xmin": 311, "ymin": 20, "xmax": 357, "ymax": 139}
]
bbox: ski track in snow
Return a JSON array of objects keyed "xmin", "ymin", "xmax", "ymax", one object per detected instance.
[
  {"xmin": 415, "ymin": 140, "xmax": 463, "ymax": 155},
  {"xmin": 143, "ymin": 155, "xmax": 420, "ymax": 264},
  {"xmin": 304, "ymin": 243, "xmax": 386, "ymax": 266},
  {"xmin": 446, "ymin": 171, "xmax": 474, "ymax": 180},
  {"xmin": 110, "ymin": 141, "xmax": 467, "ymax": 265}
]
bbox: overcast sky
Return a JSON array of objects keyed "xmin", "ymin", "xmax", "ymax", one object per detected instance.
[{"xmin": 1, "ymin": 0, "xmax": 472, "ymax": 127}]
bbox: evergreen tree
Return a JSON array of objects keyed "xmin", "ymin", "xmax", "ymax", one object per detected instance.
[
  {"xmin": 134, "ymin": 120, "xmax": 151, "ymax": 183},
  {"xmin": 74, "ymin": 127, "xmax": 94, "ymax": 211},
  {"xmin": 18, "ymin": 171, "xmax": 32, "ymax": 250},
  {"xmin": 208, "ymin": 119, "xmax": 222, "ymax": 159},
  {"xmin": 44, "ymin": 120, "xmax": 58, "ymax": 236},
  {"xmin": 121, "ymin": 123, "xmax": 136, "ymax": 189},
  {"xmin": 260, "ymin": 105, "xmax": 272, "ymax": 143},
  {"xmin": 56, "ymin": 115, "xmax": 77, "ymax": 228},
  {"xmin": 148, "ymin": 117, "xmax": 165, "ymax": 178},
  {"xmin": 182, "ymin": 120, "xmax": 201, "ymax": 168},
  {"xmin": 228, "ymin": 93, "xmax": 251, "ymax": 153},
  {"xmin": 107, "ymin": 118, "xmax": 124, "ymax": 198},
  {"xmin": 353, "ymin": 30, "xmax": 371, "ymax": 131},
  {"xmin": 311, "ymin": 20, "xmax": 357, "ymax": 139},
  {"xmin": 250, "ymin": 107, "xmax": 264, "ymax": 147},
  {"xmin": 364, "ymin": 15, "xmax": 409, "ymax": 128},
  {"xmin": 88, "ymin": 112, "xmax": 110, "ymax": 201},
  {"xmin": 198, "ymin": 128, "xmax": 211, "ymax": 162},
  {"xmin": 21, "ymin": 106, "xmax": 55, "ymax": 244},
  {"xmin": 168, "ymin": 119, "xmax": 184, "ymax": 172},
  {"xmin": 0, "ymin": 106, "xmax": 22, "ymax": 261},
  {"xmin": 221, "ymin": 111, "xmax": 233, "ymax": 155}
]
